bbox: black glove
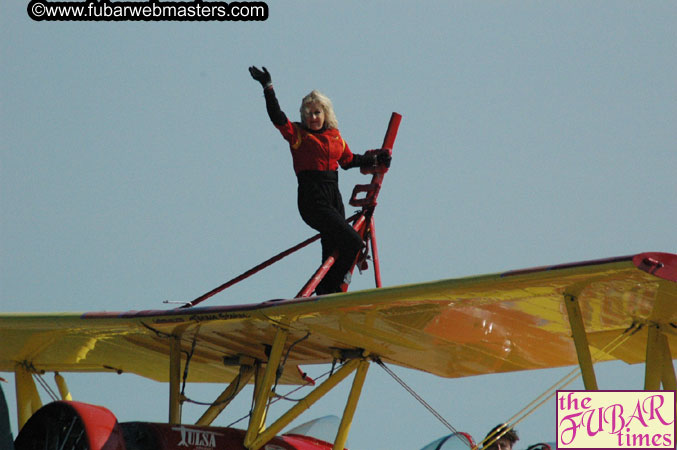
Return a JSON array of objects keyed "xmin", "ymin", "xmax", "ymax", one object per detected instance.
[
  {"xmin": 343, "ymin": 149, "xmax": 392, "ymax": 170},
  {"xmin": 343, "ymin": 153, "xmax": 372, "ymax": 169},
  {"xmin": 376, "ymin": 149, "xmax": 391, "ymax": 168},
  {"xmin": 249, "ymin": 66, "xmax": 272, "ymax": 88}
]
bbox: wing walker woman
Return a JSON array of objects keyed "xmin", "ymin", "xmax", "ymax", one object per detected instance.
[{"xmin": 249, "ymin": 66, "xmax": 391, "ymax": 294}]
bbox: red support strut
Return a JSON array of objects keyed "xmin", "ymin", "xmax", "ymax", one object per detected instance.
[
  {"xmin": 369, "ymin": 216, "xmax": 382, "ymax": 288},
  {"xmin": 295, "ymin": 215, "xmax": 368, "ymax": 298}
]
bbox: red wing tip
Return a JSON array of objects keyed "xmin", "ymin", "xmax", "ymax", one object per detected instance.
[{"xmin": 633, "ymin": 252, "xmax": 677, "ymax": 282}]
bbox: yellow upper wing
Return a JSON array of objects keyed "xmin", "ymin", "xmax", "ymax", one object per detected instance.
[{"xmin": 1, "ymin": 252, "xmax": 675, "ymax": 384}]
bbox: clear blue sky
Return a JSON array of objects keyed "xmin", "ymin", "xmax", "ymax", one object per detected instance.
[{"xmin": 2, "ymin": 1, "xmax": 675, "ymax": 448}]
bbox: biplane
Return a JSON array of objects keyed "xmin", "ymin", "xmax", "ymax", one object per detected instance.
[{"xmin": 1, "ymin": 113, "xmax": 676, "ymax": 450}]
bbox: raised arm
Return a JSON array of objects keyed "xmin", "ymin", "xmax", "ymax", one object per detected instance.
[{"xmin": 249, "ymin": 66, "xmax": 287, "ymax": 127}]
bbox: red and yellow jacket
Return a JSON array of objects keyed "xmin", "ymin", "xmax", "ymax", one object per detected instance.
[{"xmin": 275, "ymin": 120, "xmax": 355, "ymax": 175}]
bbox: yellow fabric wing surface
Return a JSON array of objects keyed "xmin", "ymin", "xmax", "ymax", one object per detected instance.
[{"xmin": 1, "ymin": 253, "xmax": 675, "ymax": 384}]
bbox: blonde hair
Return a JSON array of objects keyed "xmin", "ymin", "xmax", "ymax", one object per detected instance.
[{"xmin": 299, "ymin": 90, "xmax": 339, "ymax": 130}]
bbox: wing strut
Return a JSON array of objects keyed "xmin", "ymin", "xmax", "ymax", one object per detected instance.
[
  {"xmin": 563, "ymin": 293, "xmax": 598, "ymax": 390},
  {"xmin": 645, "ymin": 279, "xmax": 677, "ymax": 390},
  {"xmin": 242, "ymin": 343, "xmax": 371, "ymax": 450},
  {"xmin": 333, "ymin": 359, "xmax": 369, "ymax": 450},
  {"xmin": 645, "ymin": 323, "xmax": 676, "ymax": 390},
  {"xmin": 14, "ymin": 365, "xmax": 42, "ymax": 430},
  {"xmin": 659, "ymin": 331, "xmax": 677, "ymax": 390},
  {"xmin": 169, "ymin": 335, "xmax": 182, "ymax": 424},
  {"xmin": 245, "ymin": 327, "xmax": 289, "ymax": 447},
  {"xmin": 54, "ymin": 373, "xmax": 72, "ymax": 401},
  {"xmin": 196, "ymin": 361, "xmax": 255, "ymax": 426}
]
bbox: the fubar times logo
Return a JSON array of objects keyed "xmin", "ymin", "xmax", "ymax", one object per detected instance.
[{"xmin": 557, "ymin": 390, "xmax": 675, "ymax": 449}]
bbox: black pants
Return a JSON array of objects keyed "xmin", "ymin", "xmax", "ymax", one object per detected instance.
[{"xmin": 297, "ymin": 171, "xmax": 363, "ymax": 294}]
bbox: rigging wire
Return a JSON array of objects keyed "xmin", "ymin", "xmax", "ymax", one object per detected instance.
[
  {"xmin": 256, "ymin": 331, "xmax": 312, "ymax": 428},
  {"xmin": 180, "ymin": 327, "xmax": 201, "ymax": 398},
  {"xmin": 182, "ymin": 372, "xmax": 243, "ymax": 407},
  {"xmin": 20, "ymin": 361, "xmax": 58, "ymax": 402},
  {"xmin": 375, "ymin": 358, "xmax": 466, "ymax": 443},
  {"xmin": 181, "ymin": 330, "xmax": 313, "ymax": 408},
  {"xmin": 33, "ymin": 373, "xmax": 59, "ymax": 402},
  {"xmin": 373, "ymin": 321, "xmax": 636, "ymax": 450},
  {"xmin": 271, "ymin": 332, "xmax": 311, "ymax": 395},
  {"xmin": 140, "ymin": 321, "xmax": 173, "ymax": 339},
  {"xmin": 478, "ymin": 325, "xmax": 636, "ymax": 449}
]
